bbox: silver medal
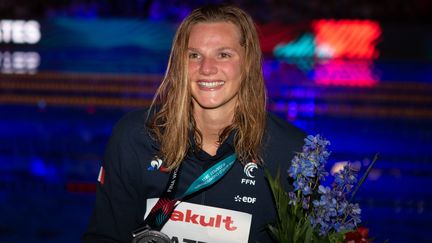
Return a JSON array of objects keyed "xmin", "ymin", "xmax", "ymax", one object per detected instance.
[{"xmin": 132, "ymin": 229, "xmax": 171, "ymax": 243}]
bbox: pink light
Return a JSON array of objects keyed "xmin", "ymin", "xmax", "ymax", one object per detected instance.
[{"xmin": 313, "ymin": 59, "xmax": 379, "ymax": 87}]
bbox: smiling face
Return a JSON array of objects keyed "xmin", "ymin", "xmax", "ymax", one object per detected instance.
[{"xmin": 187, "ymin": 21, "xmax": 244, "ymax": 114}]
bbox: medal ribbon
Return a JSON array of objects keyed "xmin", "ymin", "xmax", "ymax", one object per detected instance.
[{"xmin": 140, "ymin": 153, "xmax": 237, "ymax": 231}]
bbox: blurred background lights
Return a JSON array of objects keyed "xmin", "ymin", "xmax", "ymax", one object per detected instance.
[
  {"xmin": 331, "ymin": 161, "xmax": 348, "ymax": 175},
  {"xmin": 0, "ymin": 51, "xmax": 40, "ymax": 74},
  {"xmin": 272, "ymin": 19, "xmax": 382, "ymax": 60},
  {"xmin": 0, "ymin": 20, "xmax": 41, "ymax": 44},
  {"xmin": 274, "ymin": 33, "xmax": 315, "ymax": 59},
  {"xmin": 313, "ymin": 59, "xmax": 379, "ymax": 87},
  {"xmin": 313, "ymin": 19, "xmax": 381, "ymax": 59},
  {"xmin": 0, "ymin": 1, "xmax": 431, "ymax": 242}
]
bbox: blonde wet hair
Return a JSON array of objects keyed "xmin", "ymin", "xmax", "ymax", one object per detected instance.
[{"xmin": 149, "ymin": 5, "xmax": 266, "ymax": 169}]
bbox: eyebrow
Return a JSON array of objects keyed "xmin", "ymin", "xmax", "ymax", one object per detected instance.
[{"xmin": 187, "ymin": 47, "xmax": 239, "ymax": 53}]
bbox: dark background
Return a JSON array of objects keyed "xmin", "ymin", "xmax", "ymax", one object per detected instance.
[{"xmin": 1, "ymin": 0, "xmax": 431, "ymax": 242}]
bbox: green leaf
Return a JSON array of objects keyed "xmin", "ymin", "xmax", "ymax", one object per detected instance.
[
  {"xmin": 304, "ymin": 221, "xmax": 314, "ymax": 243},
  {"xmin": 328, "ymin": 231, "xmax": 345, "ymax": 243},
  {"xmin": 265, "ymin": 169, "xmax": 293, "ymax": 242}
]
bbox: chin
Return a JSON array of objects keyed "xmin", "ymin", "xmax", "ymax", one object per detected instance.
[{"xmin": 194, "ymin": 103, "xmax": 222, "ymax": 110}]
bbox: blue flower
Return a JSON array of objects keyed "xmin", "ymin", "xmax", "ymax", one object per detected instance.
[
  {"xmin": 269, "ymin": 134, "xmax": 370, "ymax": 242},
  {"xmin": 302, "ymin": 196, "xmax": 310, "ymax": 209},
  {"xmin": 334, "ymin": 164, "xmax": 358, "ymax": 193},
  {"xmin": 293, "ymin": 176, "xmax": 313, "ymax": 195}
]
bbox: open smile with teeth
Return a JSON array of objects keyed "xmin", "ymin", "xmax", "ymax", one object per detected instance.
[{"xmin": 197, "ymin": 81, "xmax": 225, "ymax": 88}]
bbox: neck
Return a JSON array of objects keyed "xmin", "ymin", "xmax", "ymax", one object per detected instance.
[{"xmin": 193, "ymin": 106, "xmax": 234, "ymax": 156}]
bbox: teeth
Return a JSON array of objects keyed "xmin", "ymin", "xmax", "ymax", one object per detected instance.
[{"xmin": 197, "ymin": 81, "xmax": 224, "ymax": 88}]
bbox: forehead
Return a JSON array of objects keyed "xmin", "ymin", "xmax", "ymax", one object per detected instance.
[{"xmin": 188, "ymin": 21, "xmax": 242, "ymax": 46}]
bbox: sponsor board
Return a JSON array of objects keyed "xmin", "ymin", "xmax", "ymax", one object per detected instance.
[{"xmin": 145, "ymin": 198, "xmax": 252, "ymax": 243}]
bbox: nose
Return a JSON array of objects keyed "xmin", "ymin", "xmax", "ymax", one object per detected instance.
[{"xmin": 199, "ymin": 57, "xmax": 217, "ymax": 75}]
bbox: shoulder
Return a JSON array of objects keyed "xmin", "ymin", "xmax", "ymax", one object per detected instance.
[
  {"xmin": 265, "ymin": 112, "xmax": 306, "ymax": 145},
  {"xmin": 104, "ymin": 108, "xmax": 157, "ymax": 174},
  {"xmin": 262, "ymin": 112, "xmax": 306, "ymax": 189},
  {"xmin": 112, "ymin": 108, "xmax": 153, "ymax": 135},
  {"xmin": 110, "ymin": 108, "xmax": 154, "ymax": 146},
  {"xmin": 263, "ymin": 112, "xmax": 306, "ymax": 167},
  {"xmin": 114, "ymin": 108, "xmax": 151, "ymax": 131}
]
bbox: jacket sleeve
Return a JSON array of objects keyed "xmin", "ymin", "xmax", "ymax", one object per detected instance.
[{"xmin": 83, "ymin": 117, "xmax": 143, "ymax": 243}]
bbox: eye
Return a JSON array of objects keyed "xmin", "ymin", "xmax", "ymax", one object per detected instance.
[
  {"xmin": 219, "ymin": 52, "xmax": 231, "ymax": 59},
  {"xmin": 188, "ymin": 52, "xmax": 200, "ymax": 59}
]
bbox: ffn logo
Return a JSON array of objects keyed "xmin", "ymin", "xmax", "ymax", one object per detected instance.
[{"xmin": 243, "ymin": 162, "xmax": 257, "ymax": 178}]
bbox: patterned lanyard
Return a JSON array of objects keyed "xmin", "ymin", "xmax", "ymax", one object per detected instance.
[{"xmin": 139, "ymin": 153, "xmax": 237, "ymax": 231}]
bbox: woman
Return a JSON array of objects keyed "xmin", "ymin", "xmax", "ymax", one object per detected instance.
[{"xmin": 84, "ymin": 5, "xmax": 305, "ymax": 243}]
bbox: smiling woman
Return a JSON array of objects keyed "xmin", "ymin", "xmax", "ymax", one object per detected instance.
[
  {"xmin": 188, "ymin": 22, "xmax": 244, "ymax": 155},
  {"xmin": 84, "ymin": 5, "xmax": 306, "ymax": 243},
  {"xmin": 149, "ymin": 4, "xmax": 268, "ymax": 169}
]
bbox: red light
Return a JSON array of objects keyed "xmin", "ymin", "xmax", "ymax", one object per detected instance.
[
  {"xmin": 66, "ymin": 181, "xmax": 96, "ymax": 193},
  {"xmin": 257, "ymin": 23, "xmax": 305, "ymax": 54},
  {"xmin": 312, "ymin": 19, "xmax": 381, "ymax": 59}
]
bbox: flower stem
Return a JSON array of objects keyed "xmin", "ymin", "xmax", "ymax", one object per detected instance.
[{"xmin": 350, "ymin": 153, "xmax": 379, "ymax": 202}]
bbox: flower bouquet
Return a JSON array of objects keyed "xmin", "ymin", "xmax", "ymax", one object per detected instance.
[{"xmin": 266, "ymin": 135, "xmax": 377, "ymax": 243}]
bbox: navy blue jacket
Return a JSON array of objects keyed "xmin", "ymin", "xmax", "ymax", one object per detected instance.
[{"xmin": 84, "ymin": 108, "xmax": 305, "ymax": 243}]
